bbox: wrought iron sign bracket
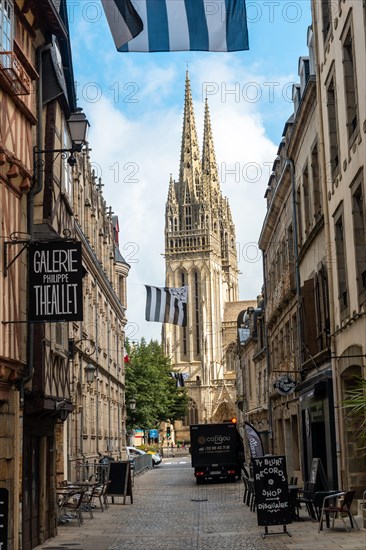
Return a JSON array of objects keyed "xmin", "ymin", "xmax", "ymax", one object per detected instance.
[{"xmin": 3, "ymin": 232, "xmax": 31, "ymax": 277}]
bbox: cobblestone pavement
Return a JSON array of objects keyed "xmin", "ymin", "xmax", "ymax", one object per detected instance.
[{"xmin": 37, "ymin": 454, "xmax": 365, "ymax": 550}]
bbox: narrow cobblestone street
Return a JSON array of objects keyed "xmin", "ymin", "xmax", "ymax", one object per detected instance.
[{"xmin": 37, "ymin": 455, "xmax": 365, "ymax": 550}]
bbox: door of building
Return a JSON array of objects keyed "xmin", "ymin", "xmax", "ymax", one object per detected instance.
[
  {"xmin": 22, "ymin": 435, "xmax": 40, "ymax": 550},
  {"xmin": 22, "ymin": 433, "xmax": 54, "ymax": 549}
]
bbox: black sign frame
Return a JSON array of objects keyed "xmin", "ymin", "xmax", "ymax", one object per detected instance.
[
  {"xmin": 252, "ymin": 455, "xmax": 292, "ymax": 533},
  {"xmin": 28, "ymin": 241, "xmax": 83, "ymax": 322},
  {"xmin": 107, "ymin": 461, "xmax": 133, "ymax": 504}
]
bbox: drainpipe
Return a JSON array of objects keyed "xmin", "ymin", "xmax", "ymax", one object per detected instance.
[
  {"xmin": 21, "ymin": 43, "xmax": 52, "ymax": 398},
  {"xmin": 288, "ymin": 158, "xmax": 303, "ymax": 371},
  {"xmin": 262, "ymin": 251, "xmax": 273, "ymax": 454}
]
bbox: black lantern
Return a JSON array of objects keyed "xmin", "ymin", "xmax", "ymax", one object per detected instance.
[
  {"xmin": 67, "ymin": 108, "xmax": 89, "ymax": 152},
  {"xmin": 85, "ymin": 363, "xmax": 96, "ymax": 384}
]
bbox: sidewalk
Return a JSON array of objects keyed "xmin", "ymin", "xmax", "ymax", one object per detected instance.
[{"xmin": 36, "ymin": 459, "xmax": 366, "ymax": 550}]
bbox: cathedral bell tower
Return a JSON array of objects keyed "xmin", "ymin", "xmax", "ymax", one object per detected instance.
[{"xmin": 163, "ymin": 72, "xmax": 239, "ymax": 426}]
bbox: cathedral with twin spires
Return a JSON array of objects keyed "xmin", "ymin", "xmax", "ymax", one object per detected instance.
[{"xmin": 163, "ymin": 72, "xmax": 248, "ymax": 433}]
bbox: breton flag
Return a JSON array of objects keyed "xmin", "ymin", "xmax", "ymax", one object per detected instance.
[
  {"xmin": 102, "ymin": 0, "xmax": 249, "ymax": 52},
  {"xmin": 145, "ymin": 285, "xmax": 188, "ymax": 326}
]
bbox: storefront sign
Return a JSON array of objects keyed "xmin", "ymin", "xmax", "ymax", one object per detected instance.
[
  {"xmin": 252, "ymin": 455, "xmax": 291, "ymax": 527},
  {"xmin": 274, "ymin": 375, "xmax": 296, "ymax": 396},
  {"xmin": 28, "ymin": 241, "xmax": 83, "ymax": 321}
]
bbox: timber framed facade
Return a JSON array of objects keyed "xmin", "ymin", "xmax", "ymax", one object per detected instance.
[{"xmin": 0, "ymin": 2, "xmax": 129, "ymax": 548}]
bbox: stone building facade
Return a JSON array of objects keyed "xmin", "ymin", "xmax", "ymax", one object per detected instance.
[
  {"xmin": 65, "ymin": 150, "xmax": 129, "ymax": 483},
  {"xmin": 310, "ymin": 0, "xmax": 366, "ymax": 495},
  {"xmin": 0, "ymin": 2, "xmax": 129, "ymax": 548},
  {"xmin": 252, "ymin": 0, "xmax": 366, "ymax": 497},
  {"xmin": 163, "ymin": 73, "xmax": 241, "ymax": 438}
]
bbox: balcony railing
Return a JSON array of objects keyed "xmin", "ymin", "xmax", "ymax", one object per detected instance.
[{"xmin": 0, "ymin": 51, "xmax": 31, "ymax": 95}]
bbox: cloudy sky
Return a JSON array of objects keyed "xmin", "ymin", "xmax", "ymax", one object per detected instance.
[{"xmin": 68, "ymin": 1, "xmax": 312, "ymax": 342}]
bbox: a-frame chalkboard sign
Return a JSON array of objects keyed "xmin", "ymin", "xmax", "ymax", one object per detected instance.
[
  {"xmin": 309, "ymin": 457, "xmax": 328, "ymax": 490},
  {"xmin": 252, "ymin": 456, "xmax": 292, "ymax": 538},
  {"xmin": 107, "ymin": 461, "xmax": 133, "ymax": 504}
]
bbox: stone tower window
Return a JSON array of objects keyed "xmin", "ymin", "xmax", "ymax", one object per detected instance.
[
  {"xmin": 194, "ymin": 271, "xmax": 200, "ymax": 357},
  {"xmin": 311, "ymin": 142, "xmax": 322, "ymax": 222},
  {"xmin": 181, "ymin": 272, "xmax": 187, "ymax": 357}
]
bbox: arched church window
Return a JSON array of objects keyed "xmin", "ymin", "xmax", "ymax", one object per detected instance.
[
  {"xmin": 225, "ymin": 343, "xmax": 237, "ymax": 373},
  {"xmin": 194, "ymin": 271, "xmax": 200, "ymax": 356},
  {"xmin": 184, "ymin": 399, "xmax": 198, "ymax": 426},
  {"xmin": 185, "ymin": 206, "xmax": 192, "ymax": 230},
  {"xmin": 181, "ymin": 272, "xmax": 187, "ymax": 357}
]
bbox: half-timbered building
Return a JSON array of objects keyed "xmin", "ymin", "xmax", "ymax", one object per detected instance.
[{"xmin": 1, "ymin": 2, "xmax": 129, "ymax": 549}]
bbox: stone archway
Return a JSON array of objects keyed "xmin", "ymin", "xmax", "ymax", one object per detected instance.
[
  {"xmin": 212, "ymin": 401, "xmax": 236, "ymax": 423},
  {"xmin": 339, "ymin": 346, "xmax": 366, "ymax": 496}
]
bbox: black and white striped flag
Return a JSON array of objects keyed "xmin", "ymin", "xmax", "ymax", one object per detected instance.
[
  {"xmin": 102, "ymin": 1, "xmax": 249, "ymax": 52},
  {"xmin": 101, "ymin": 0, "xmax": 143, "ymax": 50},
  {"xmin": 145, "ymin": 285, "xmax": 188, "ymax": 326}
]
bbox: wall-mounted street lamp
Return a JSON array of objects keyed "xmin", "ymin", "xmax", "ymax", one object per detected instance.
[
  {"xmin": 128, "ymin": 398, "xmax": 136, "ymax": 412},
  {"xmin": 84, "ymin": 363, "xmax": 96, "ymax": 384},
  {"xmin": 34, "ymin": 107, "xmax": 89, "ymax": 167}
]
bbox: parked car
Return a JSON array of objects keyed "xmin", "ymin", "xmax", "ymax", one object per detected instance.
[
  {"xmin": 147, "ymin": 450, "xmax": 162, "ymax": 466},
  {"xmin": 126, "ymin": 446, "xmax": 162, "ymax": 467}
]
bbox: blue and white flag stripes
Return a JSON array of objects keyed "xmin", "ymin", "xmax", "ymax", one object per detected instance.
[
  {"xmin": 145, "ymin": 285, "xmax": 188, "ymax": 326},
  {"xmin": 102, "ymin": 1, "xmax": 249, "ymax": 52}
]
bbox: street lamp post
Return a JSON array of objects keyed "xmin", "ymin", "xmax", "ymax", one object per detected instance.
[{"xmin": 128, "ymin": 398, "xmax": 136, "ymax": 446}]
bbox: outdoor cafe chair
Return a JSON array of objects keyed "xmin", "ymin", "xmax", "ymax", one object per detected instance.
[
  {"xmin": 93, "ymin": 480, "xmax": 111, "ymax": 512},
  {"xmin": 59, "ymin": 489, "xmax": 86, "ymax": 526},
  {"xmin": 318, "ymin": 490, "xmax": 360, "ymax": 532}
]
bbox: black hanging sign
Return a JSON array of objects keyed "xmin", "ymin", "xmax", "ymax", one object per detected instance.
[
  {"xmin": 274, "ymin": 375, "xmax": 296, "ymax": 396},
  {"xmin": 252, "ymin": 455, "xmax": 291, "ymax": 527},
  {"xmin": 28, "ymin": 241, "xmax": 83, "ymax": 321}
]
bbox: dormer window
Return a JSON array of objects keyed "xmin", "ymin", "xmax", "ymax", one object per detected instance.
[
  {"xmin": 292, "ymin": 84, "xmax": 301, "ymax": 115},
  {"xmin": 298, "ymin": 57, "xmax": 310, "ymax": 95}
]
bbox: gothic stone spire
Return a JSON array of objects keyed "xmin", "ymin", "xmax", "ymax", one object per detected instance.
[
  {"xmin": 202, "ymin": 97, "xmax": 219, "ymax": 197},
  {"xmin": 178, "ymin": 71, "xmax": 201, "ymax": 201}
]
